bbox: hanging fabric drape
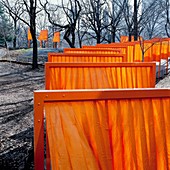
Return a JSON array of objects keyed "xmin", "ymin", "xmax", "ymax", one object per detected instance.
[
  {"xmin": 45, "ymin": 62, "xmax": 156, "ymax": 90},
  {"xmin": 43, "ymin": 90, "xmax": 170, "ymax": 170},
  {"xmin": 48, "ymin": 53, "xmax": 126, "ymax": 62}
]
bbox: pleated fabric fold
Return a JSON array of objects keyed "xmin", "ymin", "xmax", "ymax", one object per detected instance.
[
  {"xmin": 45, "ymin": 97, "xmax": 170, "ymax": 170},
  {"xmin": 47, "ymin": 64, "xmax": 155, "ymax": 90}
]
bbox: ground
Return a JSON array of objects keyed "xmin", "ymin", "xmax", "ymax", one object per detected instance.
[
  {"xmin": 0, "ymin": 49, "xmax": 45, "ymax": 170},
  {"xmin": 0, "ymin": 48, "xmax": 169, "ymax": 169}
]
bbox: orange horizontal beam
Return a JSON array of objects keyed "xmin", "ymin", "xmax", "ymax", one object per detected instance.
[
  {"xmin": 48, "ymin": 53, "xmax": 126, "ymax": 62},
  {"xmin": 35, "ymin": 88, "xmax": 170, "ymax": 102},
  {"xmin": 45, "ymin": 61, "xmax": 156, "ymax": 67}
]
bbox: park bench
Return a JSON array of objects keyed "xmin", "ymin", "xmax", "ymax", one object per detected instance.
[
  {"xmin": 48, "ymin": 53, "xmax": 127, "ymax": 62},
  {"xmin": 45, "ymin": 62, "xmax": 156, "ymax": 90},
  {"xmin": 34, "ymin": 88, "xmax": 170, "ymax": 170}
]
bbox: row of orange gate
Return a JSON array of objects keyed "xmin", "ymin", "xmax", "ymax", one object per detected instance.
[
  {"xmin": 28, "ymin": 29, "xmax": 60, "ymax": 48},
  {"xmin": 34, "ymin": 38, "xmax": 170, "ymax": 170}
]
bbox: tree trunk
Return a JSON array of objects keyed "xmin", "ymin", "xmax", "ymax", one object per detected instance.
[
  {"xmin": 111, "ymin": 26, "xmax": 116, "ymax": 42},
  {"xmin": 128, "ymin": 32, "xmax": 132, "ymax": 41},
  {"xmin": 32, "ymin": 36, "xmax": 38, "ymax": 69},
  {"xmin": 64, "ymin": 35, "xmax": 75, "ymax": 48},
  {"xmin": 64, "ymin": 26, "xmax": 75, "ymax": 48},
  {"xmin": 134, "ymin": 0, "xmax": 138, "ymax": 41},
  {"xmin": 71, "ymin": 25, "xmax": 76, "ymax": 47},
  {"xmin": 97, "ymin": 32, "xmax": 101, "ymax": 44},
  {"xmin": 165, "ymin": 0, "xmax": 170, "ymax": 37},
  {"xmin": 13, "ymin": 20, "xmax": 17, "ymax": 48},
  {"xmin": 30, "ymin": 20, "xmax": 38, "ymax": 69}
]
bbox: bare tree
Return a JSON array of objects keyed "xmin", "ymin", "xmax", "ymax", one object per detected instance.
[
  {"xmin": 1, "ymin": 0, "xmax": 24, "ymax": 48},
  {"xmin": 105, "ymin": 0, "xmax": 126, "ymax": 42},
  {"xmin": 139, "ymin": 37, "xmax": 162, "ymax": 62},
  {"xmin": 133, "ymin": 0, "xmax": 138, "ymax": 40},
  {"xmin": 2, "ymin": 0, "xmax": 43, "ymax": 69},
  {"xmin": 144, "ymin": 3, "xmax": 164, "ymax": 39},
  {"xmin": 40, "ymin": 0, "xmax": 81, "ymax": 48},
  {"xmin": 81, "ymin": 0, "xmax": 108, "ymax": 44},
  {"xmin": 123, "ymin": 0, "xmax": 134, "ymax": 41},
  {"xmin": 76, "ymin": 16, "xmax": 88, "ymax": 47},
  {"xmin": 165, "ymin": 0, "xmax": 170, "ymax": 37},
  {"xmin": 17, "ymin": 22, "xmax": 29, "ymax": 48},
  {"xmin": 122, "ymin": 0, "xmax": 162, "ymax": 41}
]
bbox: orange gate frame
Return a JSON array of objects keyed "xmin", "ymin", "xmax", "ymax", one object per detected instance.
[
  {"xmin": 34, "ymin": 88, "xmax": 170, "ymax": 170},
  {"xmin": 48, "ymin": 53, "xmax": 127, "ymax": 62},
  {"xmin": 120, "ymin": 35, "xmax": 135, "ymax": 42},
  {"xmin": 64, "ymin": 48, "xmax": 121, "ymax": 54},
  {"xmin": 38, "ymin": 30, "xmax": 48, "ymax": 48},
  {"xmin": 45, "ymin": 62, "xmax": 156, "ymax": 90},
  {"xmin": 53, "ymin": 32, "xmax": 60, "ymax": 48},
  {"xmin": 82, "ymin": 45, "xmax": 128, "ymax": 60},
  {"xmin": 96, "ymin": 44, "xmax": 133, "ymax": 62}
]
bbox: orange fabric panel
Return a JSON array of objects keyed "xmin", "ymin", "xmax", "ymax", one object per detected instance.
[
  {"xmin": 44, "ymin": 95, "xmax": 170, "ymax": 170},
  {"xmin": 48, "ymin": 53, "xmax": 126, "ymax": 62},
  {"xmin": 84, "ymin": 47, "xmax": 128, "ymax": 61},
  {"xmin": 120, "ymin": 36, "xmax": 129, "ymax": 42},
  {"xmin": 45, "ymin": 62, "xmax": 156, "ymax": 90},
  {"xmin": 53, "ymin": 32, "xmax": 60, "ymax": 42},
  {"xmin": 126, "ymin": 42, "xmax": 135, "ymax": 62},
  {"xmin": 133, "ymin": 40, "xmax": 161, "ymax": 62},
  {"xmin": 38, "ymin": 30, "xmax": 48, "ymax": 41},
  {"xmin": 152, "ymin": 42, "xmax": 161, "ymax": 61},
  {"xmin": 161, "ymin": 41, "xmax": 169, "ymax": 59},
  {"xmin": 82, "ymin": 44, "xmax": 125, "ymax": 51},
  {"xmin": 96, "ymin": 43, "xmax": 133, "ymax": 62},
  {"xmin": 82, "ymin": 45, "xmax": 127, "ymax": 54},
  {"xmin": 27, "ymin": 28, "xmax": 32, "ymax": 40},
  {"xmin": 144, "ymin": 42, "xmax": 153, "ymax": 61},
  {"xmin": 138, "ymin": 36, "xmax": 143, "ymax": 41},
  {"xmin": 120, "ymin": 35, "xmax": 134, "ymax": 42},
  {"xmin": 64, "ymin": 48, "xmax": 121, "ymax": 54},
  {"xmin": 133, "ymin": 43, "xmax": 142, "ymax": 61}
]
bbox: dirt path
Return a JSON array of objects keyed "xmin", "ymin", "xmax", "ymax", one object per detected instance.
[{"xmin": 0, "ymin": 62, "xmax": 44, "ymax": 169}]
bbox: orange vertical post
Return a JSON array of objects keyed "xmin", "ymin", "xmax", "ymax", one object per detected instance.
[{"xmin": 34, "ymin": 93, "xmax": 44, "ymax": 170}]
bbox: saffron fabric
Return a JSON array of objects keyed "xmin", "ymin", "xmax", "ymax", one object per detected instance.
[
  {"xmin": 45, "ymin": 97, "xmax": 170, "ymax": 170},
  {"xmin": 45, "ymin": 63, "xmax": 155, "ymax": 90}
]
